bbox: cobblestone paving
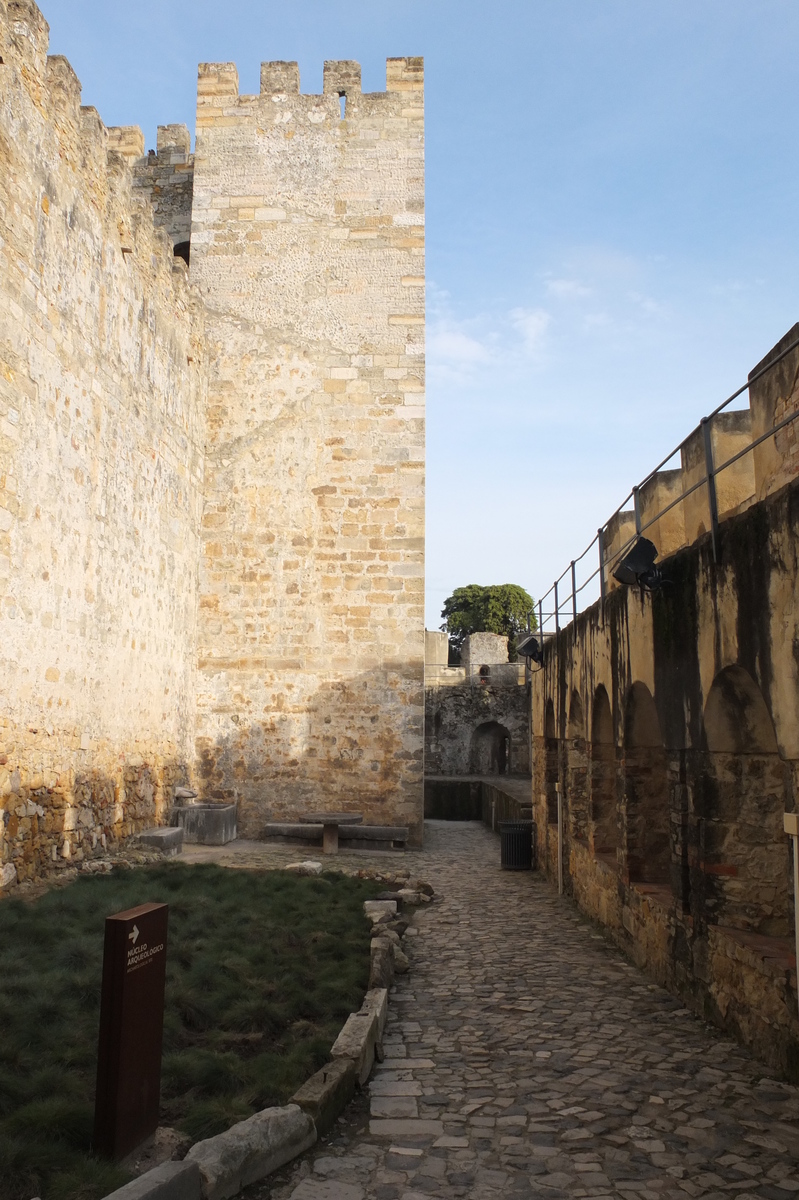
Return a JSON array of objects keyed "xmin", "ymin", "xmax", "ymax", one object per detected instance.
[{"xmin": 240, "ymin": 821, "xmax": 799, "ymax": 1200}]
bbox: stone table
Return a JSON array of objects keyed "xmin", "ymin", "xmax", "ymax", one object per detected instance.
[{"xmin": 299, "ymin": 813, "xmax": 363, "ymax": 855}]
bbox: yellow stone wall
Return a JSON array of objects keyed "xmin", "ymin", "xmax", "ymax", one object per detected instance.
[
  {"xmin": 190, "ymin": 58, "xmax": 425, "ymax": 841},
  {"xmin": 532, "ymin": 328, "xmax": 799, "ymax": 1073},
  {"xmin": 0, "ymin": 1, "xmax": 207, "ymax": 882}
]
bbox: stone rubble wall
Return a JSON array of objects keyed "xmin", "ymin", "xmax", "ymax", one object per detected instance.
[
  {"xmin": 424, "ymin": 680, "xmax": 530, "ymax": 776},
  {"xmin": 0, "ymin": 0, "xmax": 207, "ymax": 883},
  {"xmin": 190, "ymin": 57, "xmax": 425, "ymax": 841}
]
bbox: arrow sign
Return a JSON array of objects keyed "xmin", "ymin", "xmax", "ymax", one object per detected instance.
[{"xmin": 94, "ymin": 902, "xmax": 169, "ymax": 1160}]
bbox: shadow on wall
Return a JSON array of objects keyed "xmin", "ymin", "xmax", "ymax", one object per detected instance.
[
  {"xmin": 624, "ymin": 682, "xmax": 672, "ymax": 888},
  {"xmin": 2, "ymin": 757, "xmax": 191, "ymax": 883},
  {"xmin": 589, "ymin": 685, "xmax": 617, "ymax": 866},
  {"xmin": 194, "ymin": 664, "xmax": 425, "ymax": 846},
  {"xmin": 469, "ymin": 721, "xmax": 511, "ymax": 775},
  {"xmin": 545, "ymin": 663, "xmax": 792, "ymax": 937},
  {"xmin": 697, "ymin": 665, "xmax": 790, "ymax": 937}
]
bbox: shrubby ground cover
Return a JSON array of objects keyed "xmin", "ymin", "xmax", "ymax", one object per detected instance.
[{"xmin": 0, "ymin": 862, "xmax": 379, "ymax": 1200}]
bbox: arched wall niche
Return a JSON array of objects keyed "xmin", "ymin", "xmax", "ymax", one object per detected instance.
[
  {"xmin": 703, "ymin": 665, "xmax": 779, "ymax": 754},
  {"xmin": 624, "ymin": 682, "xmax": 672, "ymax": 888},
  {"xmin": 567, "ymin": 689, "xmax": 588, "ymax": 844},
  {"xmin": 699, "ymin": 665, "xmax": 789, "ymax": 936},
  {"xmin": 470, "ymin": 720, "xmax": 511, "ymax": 775},
  {"xmin": 545, "ymin": 697, "xmax": 558, "ymax": 825},
  {"xmin": 590, "ymin": 685, "xmax": 617, "ymax": 862}
]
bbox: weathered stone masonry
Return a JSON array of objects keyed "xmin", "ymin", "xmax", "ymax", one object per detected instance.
[
  {"xmin": 0, "ymin": 0, "xmax": 425, "ymax": 883},
  {"xmin": 190, "ymin": 57, "xmax": 425, "ymax": 842},
  {"xmin": 532, "ymin": 325, "xmax": 799, "ymax": 1076},
  {"xmin": 0, "ymin": 1, "xmax": 206, "ymax": 882}
]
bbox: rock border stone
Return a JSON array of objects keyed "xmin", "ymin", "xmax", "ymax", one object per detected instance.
[{"xmin": 101, "ymin": 871, "xmax": 433, "ymax": 1200}]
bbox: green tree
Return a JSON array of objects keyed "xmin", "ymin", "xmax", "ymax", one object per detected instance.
[{"xmin": 440, "ymin": 583, "xmax": 536, "ymax": 660}]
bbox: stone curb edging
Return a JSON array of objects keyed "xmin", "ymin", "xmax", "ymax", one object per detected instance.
[{"xmin": 102, "ymin": 877, "xmax": 432, "ymax": 1200}]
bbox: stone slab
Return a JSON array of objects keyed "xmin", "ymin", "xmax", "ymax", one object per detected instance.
[
  {"xmin": 368, "ymin": 1119, "xmax": 444, "ymax": 1138},
  {"xmin": 289, "ymin": 1057, "xmax": 356, "ymax": 1136},
  {"xmin": 138, "ymin": 827, "xmax": 183, "ymax": 856},
  {"xmin": 331, "ymin": 1010, "xmax": 379, "ymax": 1086},
  {"xmin": 103, "ymin": 1160, "xmax": 201, "ymax": 1200},
  {"xmin": 363, "ymin": 900, "xmax": 397, "ymax": 921},
  {"xmin": 289, "ymin": 1181, "xmax": 364, "ymax": 1200},
  {"xmin": 185, "ymin": 1104, "xmax": 315, "ymax": 1200},
  {"xmin": 360, "ymin": 988, "xmax": 388, "ymax": 1038}
]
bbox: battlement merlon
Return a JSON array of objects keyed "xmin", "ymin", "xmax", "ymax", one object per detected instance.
[
  {"xmin": 107, "ymin": 125, "xmax": 145, "ymax": 162},
  {"xmin": 323, "ymin": 60, "xmax": 361, "ymax": 96},
  {"xmin": 197, "ymin": 56, "xmax": 423, "ymax": 104},
  {"xmin": 4, "ymin": 0, "xmax": 50, "ymax": 74},
  {"xmin": 157, "ymin": 123, "xmax": 191, "ymax": 155}
]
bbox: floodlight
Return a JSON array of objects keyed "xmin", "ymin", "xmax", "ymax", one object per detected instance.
[
  {"xmin": 612, "ymin": 537, "xmax": 664, "ymax": 591},
  {"xmin": 515, "ymin": 634, "xmax": 543, "ymax": 664}
]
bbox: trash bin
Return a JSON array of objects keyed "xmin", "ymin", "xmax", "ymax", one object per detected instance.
[{"xmin": 499, "ymin": 820, "xmax": 534, "ymax": 870}]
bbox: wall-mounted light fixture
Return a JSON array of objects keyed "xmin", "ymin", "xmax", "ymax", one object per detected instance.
[
  {"xmin": 515, "ymin": 633, "xmax": 543, "ymax": 664},
  {"xmin": 612, "ymin": 536, "xmax": 665, "ymax": 592}
]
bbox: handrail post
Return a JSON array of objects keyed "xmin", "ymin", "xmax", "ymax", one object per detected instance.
[
  {"xmin": 597, "ymin": 527, "xmax": 606, "ymax": 621},
  {"xmin": 571, "ymin": 560, "xmax": 577, "ymax": 625},
  {"xmin": 701, "ymin": 416, "xmax": 720, "ymax": 564},
  {"xmin": 554, "ymin": 580, "xmax": 560, "ymax": 636},
  {"xmin": 633, "ymin": 485, "xmax": 642, "ymax": 535},
  {"xmin": 538, "ymin": 599, "xmax": 543, "ymax": 641}
]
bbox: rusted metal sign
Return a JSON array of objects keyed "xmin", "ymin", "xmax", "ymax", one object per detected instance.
[{"xmin": 93, "ymin": 901, "xmax": 169, "ymax": 1160}]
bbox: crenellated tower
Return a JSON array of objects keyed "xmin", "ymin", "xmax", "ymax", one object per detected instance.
[{"xmin": 190, "ymin": 56, "xmax": 426, "ymax": 840}]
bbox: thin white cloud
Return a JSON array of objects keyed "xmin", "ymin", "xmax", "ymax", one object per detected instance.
[
  {"xmin": 546, "ymin": 278, "xmax": 592, "ymax": 299},
  {"xmin": 428, "ymin": 324, "xmax": 492, "ymax": 365},
  {"xmin": 510, "ymin": 306, "xmax": 551, "ymax": 351}
]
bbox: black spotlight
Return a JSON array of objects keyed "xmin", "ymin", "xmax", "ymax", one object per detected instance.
[
  {"xmin": 612, "ymin": 536, "xmax": 664, "ymax": 591},
  {"xmin": 515, "ymin": 633, "xmax": 543, "ymax": 664}
]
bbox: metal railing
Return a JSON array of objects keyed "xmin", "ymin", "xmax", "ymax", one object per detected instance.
[{"xmin": 536, "ymin": 333, "xmax": 799, "ymax": 639}]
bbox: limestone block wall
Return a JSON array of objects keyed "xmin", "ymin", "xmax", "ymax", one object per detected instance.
[
  {"xmin": 0, "ymin": 0, "xmax": 206, "ymax": 883},
  {"xmin": 190, "ymin": 57, "xmax": 425, "ymax": 840}
]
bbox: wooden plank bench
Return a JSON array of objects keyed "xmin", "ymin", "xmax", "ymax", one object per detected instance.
[{"xmin": 262, "ymin": 822, "xmax": 409, "ymax": 852}]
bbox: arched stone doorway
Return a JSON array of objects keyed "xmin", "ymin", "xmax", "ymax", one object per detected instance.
[
  {"xmin": 470, "ymin": 721, "xmax": 511, "ymax": 775},
  {"xmin": 699, "ymin": 665, "xmax": 789, "ymax": 936},
  {"xmin": 590, "ymin": 685, "xmax": 617, "ymax": 865},
  {"xmin": 624, "ymin": 682, "xmax": 671, "ymax": 888},
  {"xmin": 567, "ymin": 690, "xmax": 588, "ymax": 844}
]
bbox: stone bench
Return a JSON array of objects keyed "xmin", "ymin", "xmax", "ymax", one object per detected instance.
[{"xmin": 263, "ymin": 822, "xmax": 409, "ymax": 852}]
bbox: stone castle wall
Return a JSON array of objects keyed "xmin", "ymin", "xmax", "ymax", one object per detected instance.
[
  {"xmin": 190, "ymin": 57, "xmax": 426, "ymax": 840},
  {"xmin": 531, "ymin": 326, "xmax": 799, "ymax": 1075},
  {"xmin": 0, "ymin": 0, "xmax": 207, "ymax": 882},
  {"xmin": 424, "ymin": 634, "xmax": 529, "ymax": 777}
]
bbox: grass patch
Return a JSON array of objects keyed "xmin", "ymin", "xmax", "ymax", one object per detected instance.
[{"xmin": 0, "ymin": 862, "xmax": 381, "ymax": 1200}]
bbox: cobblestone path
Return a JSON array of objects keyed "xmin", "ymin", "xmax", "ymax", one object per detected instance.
[{"xmin": 243, "ymin": 821, "xmax": 799, "ymax": 1200}]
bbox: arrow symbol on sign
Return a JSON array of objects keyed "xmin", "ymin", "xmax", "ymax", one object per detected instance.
[{"xmin": 128, "ymin": 925, "xmax": 139, "ymax": 945}]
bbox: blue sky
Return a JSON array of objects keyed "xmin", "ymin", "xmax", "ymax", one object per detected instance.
[{"xmin": 40, "ymin": 0, "xmax": 799, "ymax": 629}]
